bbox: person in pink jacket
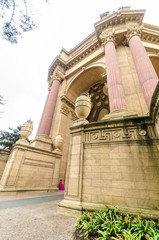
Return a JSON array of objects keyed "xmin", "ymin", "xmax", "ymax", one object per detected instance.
[{"xmin": 58, "ymin": 179, "xmax": 65, "ymax": 190}]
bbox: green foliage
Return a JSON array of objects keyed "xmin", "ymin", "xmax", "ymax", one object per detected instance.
[
  {"xmin": 0, "ymin": 0, "xmax": 36, "ymax": 43},
  {"xmin": 0, "ymin": 125, "xmax": 21, "ymax": 149},
  {"xmin": 74, "ymin": 206, "xmax": 159, "ymax": 240},
  {"xmin": 0, "ymin": 0, "xmax": 48, "ymax": 43},
  {"xmin": 0, "ymin": 95, "xmax": 6, "ymax": 105},
  {"xmin": 0, "ymin": 95, "xmax": 6, "ymax": 117}
]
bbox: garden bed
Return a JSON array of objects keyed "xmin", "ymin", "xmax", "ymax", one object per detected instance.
[{"xmin": 74, "ymin": 206, "xmax": 159, "ymax": 240}]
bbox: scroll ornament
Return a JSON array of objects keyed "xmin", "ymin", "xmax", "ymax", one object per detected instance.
[
  {"xmin": 99, "ymin": 30, "xmax": 116, "ymax": 44},
  {"xmin": 126, "ymin": 24, "xmax": 143, "ymax": 41}
]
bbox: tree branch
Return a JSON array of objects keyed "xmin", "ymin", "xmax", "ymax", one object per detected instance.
[{"xmin": 8, "ymin": 0, "xmax": 15, "ymax": 25}]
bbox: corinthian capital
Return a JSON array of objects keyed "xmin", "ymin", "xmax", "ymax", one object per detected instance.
[
  {"xmin": 99, "ymin": 30, "xmax": 116, "ymax": 45},
  {"xmin": 126, "ymin": 23, "xmax": 143, "ymax": 42},
  {"xmin": 48, "ymin": 66, "xmax": 65, "ymax": 89}
]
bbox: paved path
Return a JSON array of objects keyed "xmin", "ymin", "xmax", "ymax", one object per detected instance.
[
  {"xmin": 0, "ymin": 191, "xmax": 76, "ymax": 240},
  {"xmin": 0, "ymin": 193, "xmax": 64, "ymax": 209}
]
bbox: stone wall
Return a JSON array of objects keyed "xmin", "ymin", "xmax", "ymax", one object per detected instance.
[
  {"xmin": 58, "ymin": 117, "xmax": 159, "ymax": 217},
  {"xmin": 83, "ymin": 138, "xmax": 159, "ymax": 210},
  {"xmin": 0, "ymin": 138, "xmax": 62, "ymax": 193},
  {"xmin": 0, "ymin": 149, "xmax": 10, "ymax": 179}
]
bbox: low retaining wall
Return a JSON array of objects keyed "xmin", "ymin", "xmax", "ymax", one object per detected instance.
[
  {"xmin": 58, "ymin": 116, "xmax": 159, "ymax": 218},
  {"xmin": 0, "ymin": 149, "xmax": 10, "ymax": 179},
  {"xmin": 0, "ymin": 137, "xmax": 62, "ymax": 193}
]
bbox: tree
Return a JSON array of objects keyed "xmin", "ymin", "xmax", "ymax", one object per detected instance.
[
  {"xmin": 0, "ymin": 0, "xmax": 48, "ymax": 43},
  {"xmin": 0, "ymin": 95, "xmax": 5, "ymax": 105},
  {"xmin": 0, "ymin": 125, "xmax": 21, "ymax": 149},
  {"xmin": 0, "ymin": 95, "xmax": 6, "ymax": 117}
]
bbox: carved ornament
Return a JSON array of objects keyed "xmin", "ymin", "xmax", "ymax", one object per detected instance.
[
  {"xmin": 61, "ymin": 95, "xmax": 75, "ymax": 110},
  {"xmin": 60, "ymin": 95, "xmax": 78, "ymax": 121},
  {"xmin": 61, "ymin": 103, "xmax": 70, "ymax": 116},
  {"xmin": 99, "ymin": 30, "xmax": 116, "ymax": 45},
  {"xmin": 48, "ymin": 66, "xmax": 65, "ymax": 89},
  {"xmin": 84, "ymin": 125, "xmax": 157, "ymax": 143},
  {"xmin": 126, "ymin": 23, "xmax": 143, "ymax": 42},
  {"xmin": 70, "ymin": 110, "xmax": 78, "ymax": 121}
]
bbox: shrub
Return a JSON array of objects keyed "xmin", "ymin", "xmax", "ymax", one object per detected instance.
[{"xmin": 74, "ymin": 206, "xmax": 159, "ymax": 240}]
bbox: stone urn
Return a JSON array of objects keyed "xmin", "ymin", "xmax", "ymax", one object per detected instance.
[
  {"xmin": 20, "ymin": 120, "xmax": 33, "ymax": 140},
  {"xmin": 54, "ymin": 135, "xmax": 63, "ymax": 152},
  {"xmin": 74, "ymin": 92, "xmax": 91, "ymax": 125}
]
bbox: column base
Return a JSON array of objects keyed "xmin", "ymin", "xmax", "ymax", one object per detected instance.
[
  {"xmin": 58, "ymin": 199, "xmax": 159, "ymax": 220},
  {"xmin": 15, "ymin": 138, "xmax": 29, "ymax": 146},
  {"xmin": 101, "ymin": 109, "xmax": 138, "ymax": 120},
  {"xmin": 73, "ymin": 118, "xmax": 89, "ymax": 127},
  {"xmin": 58, "ymin": 199, "xmax": 82, "ymax": 218},
  {"xmin": 29, "ymin": 135, "xmax": 53, "ymax": 151}
]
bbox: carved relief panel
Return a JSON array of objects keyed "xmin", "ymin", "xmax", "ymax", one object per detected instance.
[
  {"xmin": 88, "ymin": 81, "xmax": 110, "ymax": 122},
  {"xmin": 156, "ymin": 109, "xmax": 159, "ymax": 137},
  {"xmin": 60, "ymin": 95, "xmax": 77, "ymax": 121}
]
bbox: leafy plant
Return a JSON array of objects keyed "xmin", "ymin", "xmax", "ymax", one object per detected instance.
[
  {"xmin": 0, "ymin": 125, "xmax": 21, "ymax": 149},
  {"xmin": 74, "ymin": 206, "xmax": 159, "ymax": 240},
  {"xmin": 0, "ymin": 0, "xmax": 48, "ymax": 43}
]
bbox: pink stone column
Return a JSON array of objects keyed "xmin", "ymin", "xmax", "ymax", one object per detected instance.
[
  {"xmin": 36, "ymin": 79, "xmax": 61, "ymax": 136},
  {"xmin": 128, "ymin": 35, "xmax": 158, "ymax": 108},
  {"xmin": 104, "ymin": 41, "xmax": 127, "ymax": 112}
]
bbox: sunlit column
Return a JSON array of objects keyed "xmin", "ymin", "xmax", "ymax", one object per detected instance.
[
  {"xmin": 100, "ymin": 31, "xmax": 127, "ymax": 113},
  {"xmin": 126, "ymin": 25, "xmax": 159, "ymax": 109},
  {"xmin": 36, "ymin": 72, "xmax": 62, "ymax": 136}
]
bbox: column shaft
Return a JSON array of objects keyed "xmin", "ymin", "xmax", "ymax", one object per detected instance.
[
  {"xmin": 129, "ymin": 35, "xmax": 158, "ymax": 108},
  {"xmin": 36, "ymin": 79, "xmax": 60, "ymax": 136},
  {"xmin": 105, "ymin": 41, "xmax": 126, "ymax": 112}
]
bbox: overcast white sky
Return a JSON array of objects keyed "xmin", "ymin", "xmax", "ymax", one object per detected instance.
[{"xmin": 0, "ymin": 0, "xmax": 159, "ymax": 139}]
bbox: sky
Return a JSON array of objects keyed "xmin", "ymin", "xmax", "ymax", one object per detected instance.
[{"xmin": 0, "ymin": 0, "xmax": 159, "ymax": 139}]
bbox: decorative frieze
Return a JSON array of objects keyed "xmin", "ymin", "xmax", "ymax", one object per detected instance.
[
  {"xmin": 60, "ymin": 95, "xmax": 75, "ymax": 110},
  {"xmin": 66, "ymin": 43, "xmax": 100, "ymax": 70},
  {"xmin": 141, "ymin": 33, "xmax": 159, "ymax": 43},
  {"xmin": 60, "ymin": 95, "xmax": 77, "ymax": 121},
  {"xmin": 70, "ymin": 110, "xmax": 78, "ymax": 121},
  {"xmin": 84, "ymin": 125, "xmax": 158, "ymax": 143},
  {"xmin": 61, "ymin": 103, "xmax": 70, "ymax": 116}
]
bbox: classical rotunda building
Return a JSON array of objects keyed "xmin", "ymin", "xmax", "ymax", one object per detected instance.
[{"xmin": 0, "ymin": 7, "xmax": 159, "ymax": 218}]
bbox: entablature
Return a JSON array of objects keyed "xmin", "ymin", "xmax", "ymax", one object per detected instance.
[
  {"xmin": 94, "ymin": 7, "xmax": 145, "ymax": 40},
  {"xmin": 48, "ymin": 7, "xmax": 159, "ymax": 85}
]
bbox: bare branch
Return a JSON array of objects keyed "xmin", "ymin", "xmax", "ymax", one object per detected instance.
[{"xmin": 8, "ymin": 0, "xmax": 15, "ymax": 24}]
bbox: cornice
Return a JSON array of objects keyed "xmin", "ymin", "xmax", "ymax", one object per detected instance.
[
  {"xmin": 48, "ymin": 56, "xmax": 66, "ymax": 79},
  {"xmin": 47, "ymin": 65, "xmax": 65, "ymax": 89},
  {"xmin": 60, "ymin": 95, "xmax": 75, "ymax": 110},
  {"xmin": 69, "ymin": 32, "xmax": 96, "ymax": 55},
  {"xmin": 48, "ymin": 36, "xmax": 101, "ymax": 81},
  {"xmin": 141, "ymin": 23, "xmax": 159, "ymax": 43},
  {"xmin": 141, "ymin": 34, "xmax": 159, "ymax": 44},
  {"xmin": 95, "ymin": 7, "xmax": 145, "ymax": 40},
  {"xmin": 47, "ymin": 7, "xmax": 159, "ymax": 83},
  {"xmin": 65, "ymin": 41, "xmax": 100, "ymax": 70}
]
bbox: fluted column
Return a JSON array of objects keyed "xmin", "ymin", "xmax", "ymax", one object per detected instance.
[
  {"xmin": 36, "ymin": 72, "xmax": 62, "ymax": 136},
  {"xmin": 100, "ymin": 31, "xmax": 127, "ymax": 113},
  {"xmin": 126, "ymin": 25, "xmax": 159, "ymax": 109}
]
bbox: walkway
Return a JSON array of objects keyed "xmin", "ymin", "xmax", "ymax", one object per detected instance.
[
  {"xmin": 0, "ymin": 191, "xmax": 76, "ymax": 240},
  {"xmin": 0, "ymin": 192, "xmax": 64, "ymax": 209}
]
